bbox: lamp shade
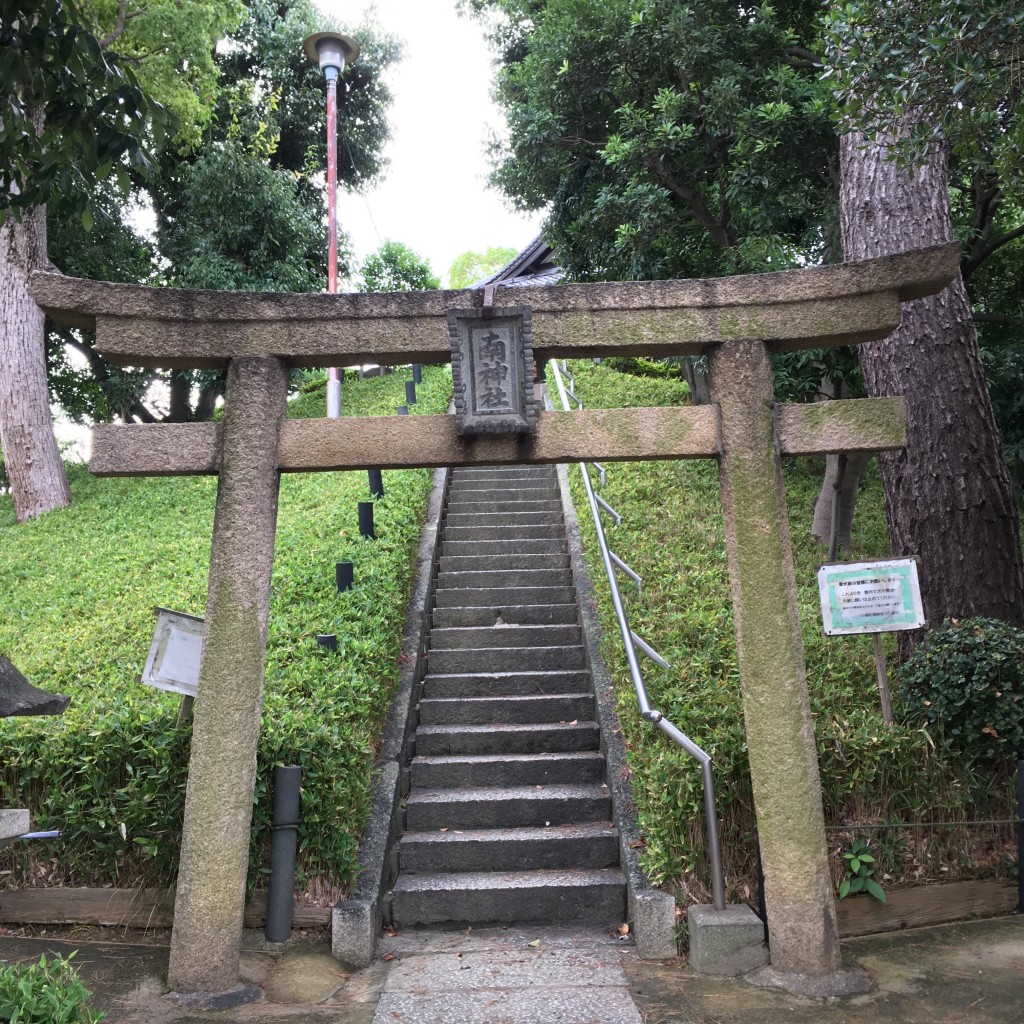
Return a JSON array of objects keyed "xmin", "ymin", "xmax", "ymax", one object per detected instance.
[{"xmin": 303, "ymin": 31, "xmax": 359, "ymax": 76}]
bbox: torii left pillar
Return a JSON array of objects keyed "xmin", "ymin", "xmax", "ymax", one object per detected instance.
[{"xmin": 168, "ymin": 356, "xmax": 288, "ymax": 995}]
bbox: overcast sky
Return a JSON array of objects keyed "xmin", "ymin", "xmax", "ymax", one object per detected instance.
[{"xmin": 319, "ymin": 0, "xmax": 543, "ymax": 285}]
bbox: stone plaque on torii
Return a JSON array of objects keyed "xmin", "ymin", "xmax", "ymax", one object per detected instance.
[{"xmin": 31, "ymin": 243, "xmax": 958, "ymax": 995}]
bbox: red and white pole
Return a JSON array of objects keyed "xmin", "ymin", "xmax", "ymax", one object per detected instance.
[
  {"xmin": 303, "ymin": 31, "xmax": 360, "ymax": 421},
  {"xmin": 325, "ymin": 73, "xmax": 341, "ymax": 419}
]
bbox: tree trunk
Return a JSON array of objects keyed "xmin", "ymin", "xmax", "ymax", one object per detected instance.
[
  {"xmin": 682, "ymin": 356, "xmax": 712, "ymax": 405},
  {"xmin": 840, "ymin": 130, "xmax": 1024, "ymax": 638},
  {"xmin": 0, "ymin": 205, "xmax": 71, "ymax": 522},
  {"xmin": 811, "ymin": 450, "xmax": 871, "ymax": 556}
]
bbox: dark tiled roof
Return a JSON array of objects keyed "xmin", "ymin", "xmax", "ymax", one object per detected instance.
[{"xmin": 473, "ymin": 236, "xmax": 563, "ymax": 288}]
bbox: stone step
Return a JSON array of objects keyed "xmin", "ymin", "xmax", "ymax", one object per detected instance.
[
  {"xmin": 435, "ymin": 568, "xmax": 572, "ymax": 590},
  {"xmin": 437, "ymin": 553, "xmax": 570, "ymax": 573},
  {"xmin": 440, "ymin": 539, "xmax": 567, "ymax": 557},
  {"xmin": 418, "ymin": 692, "xmax": 594, "ymax": 726},
  {"xmin": 445, "ymin": 500, "xmax": 564, "ymax": 515},
  {"xmin": 399, "ymin": 821, "xmax": 619, "ymax": 873},
  {"xmin": 443, "ymin": 524, "xmax": 566, "ymax": 542},
  {"xmin": 388, "ymin": 868, "xmax": 626, "ymax": 927},
  {"xmin": 445, "ymin": 512, "xmax": 564, "ymax": 529},
  {"xmin": 415, "ymin": 721, "xmax": 600, "ymax": 756},
  {"xmin": 433, "ymin": 586, "xmax": 576, "ymax": 608},
  {"xmin": 426, "ymin": 645, "xmax": 586, "ymax": 674},
  {"xmin": 406, "ymin": 783, "xmax": 612, "ymax": 831},
  {"xmin": 421, "ymin": 670, "xmax": 591, "ymax": 698},
  {"xmin": 429, "ymin": 623, "xmax": 581, "ymax": 650},
  {"xmin": 452, "ymin": 468, "xmax": 556, "ymax": 480},
  {"xmin": 431, "ymin": 604, "xmax": 578, "ymax": 628},
  {"xmin": 448, "ymin": 483, "xmax": 559, "ymax": 498},
  {"xmin": 411, "ymin": 751, "xmax": 605, "ymax": 788}
]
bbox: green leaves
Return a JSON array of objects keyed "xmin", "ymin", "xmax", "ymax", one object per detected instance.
[
  {"xmin": 839, "ymin": 839, "xmax": 887, "ymax": 902},
  {"xmin": 0, "ymin": 953, "xmax": 104, "ymax": 1024}
]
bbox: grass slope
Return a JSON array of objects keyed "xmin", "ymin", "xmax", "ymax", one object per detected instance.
[
  {"xmin": 556, "ymin": 360, "xmax": 1015, "ymax": 904},
  {"xmin": 0, "ymin": 367, "xmax": 451, "ymax": 896}
]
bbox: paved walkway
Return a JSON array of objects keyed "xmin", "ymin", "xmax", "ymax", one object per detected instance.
[{"xmin": 1, "ymin": 915, "xmax": 1023, "ymax": 1023}]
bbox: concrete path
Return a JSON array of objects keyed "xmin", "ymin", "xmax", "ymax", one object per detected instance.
[
  {"xmin": 2, "ymin": 915, "xmax": 1023, "ymax": 1022},
  {"xmin": 373, "ymin": 926, "xmax": 642, "ymax": 1023}
]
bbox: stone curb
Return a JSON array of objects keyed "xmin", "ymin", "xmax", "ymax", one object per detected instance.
[
  {"xmin": 549, "ymin": 387, "xmax": 678, "ymax": 960},
  {"xmin": 332, "ymin": 462, "xmax": 450, "ymax": 968}
]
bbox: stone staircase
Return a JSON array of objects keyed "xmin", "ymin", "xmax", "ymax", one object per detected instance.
[{"xmin": 387, "ymin": 464, "xmax": 627, "ymax": 928}]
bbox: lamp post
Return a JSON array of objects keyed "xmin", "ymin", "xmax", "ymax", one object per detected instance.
[{"xmin": 303, "ymin": 31, "xmax": 359, "ymax": 419}]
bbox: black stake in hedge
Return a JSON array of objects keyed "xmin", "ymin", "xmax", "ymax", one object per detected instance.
[
  {"xmin": 316, "ymin": 634, "xmax": 338, "ymax": 652},
  {"xmin": 397, "ymin": 405, "xmax": 408, "ymax": 416},
  {"xmin": 358, "ymin": 501, "xmax": 375, "ymax": 539},
  {"xmin": 368, "ymin": 468, "xmax": 384, "ymax": 498},
  {"xmin": 405, "ymin": 380, "xmax": 416, "ymax": 405},
  {"xmin": 336, "ymin": 561, "xmax": 353, "ymax": 592},
  {"xmin": 412, "ymin": 363, "xmax": 422, "ymax": 384}
]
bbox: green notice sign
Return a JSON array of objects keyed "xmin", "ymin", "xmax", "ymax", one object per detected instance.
[{"xmin": 817, "ymin": 558, "xmax": 924, "ymax": 636}]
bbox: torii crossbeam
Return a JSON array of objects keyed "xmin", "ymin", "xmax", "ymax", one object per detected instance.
[{"xmin": 32, "ymin": 243, "xmax": 959, "ymax": 994}]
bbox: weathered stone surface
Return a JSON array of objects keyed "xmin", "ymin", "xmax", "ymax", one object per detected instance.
[
  {"xmin": 631, "ymin": 890, "xmax": 679, "ymax": 960},
  {"xmin": 0, "ymin": 657, "xmax": 69, "ymax": 717},
  {"xmin": 775, "ymin": 397, "xmax": 905, "ymax": 455},
  {"xmin": 167, "ymin": 356, "xmax": 288, "ymax": 995},
  {"xmin": 88, "ymin": 402, "xmax": 914, "ymax": 479},
  {"xmin": 30, "ymin": 244, "xmax": 958, "ymax": 368},
  {"xmin": 709, "ymin": 341, "xmax": 840, "ymax": 975},
  {"xmin": 688, "ymin": 904, "xmax": 769, "ymax": 975},
  {"xmin": 0, "ymin": 809, "xmax": 29, "ymax": 843}
]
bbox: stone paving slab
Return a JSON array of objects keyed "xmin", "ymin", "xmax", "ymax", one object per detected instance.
[{"xmin": 373, "ymin": 988, "xmax": 643, "ymax": 1023}]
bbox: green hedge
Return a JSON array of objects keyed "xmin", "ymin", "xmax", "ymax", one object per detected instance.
[
  {"xmin": 0, "ymin": 366, "xmax": 451, "ymax": 894},
  {"xmin": 553, "ymin": 360, "xmax": 1016, "ymax": 901}
]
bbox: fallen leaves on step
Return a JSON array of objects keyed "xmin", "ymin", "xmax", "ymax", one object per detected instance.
[{"xmin": 528, "ymin": 939, "xmax": 542, "ymax": 948}]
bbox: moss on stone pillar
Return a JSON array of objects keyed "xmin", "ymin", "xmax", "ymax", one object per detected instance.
[
  {"xmin": 709, "ymin": 340, "xmax": 840, "ymax": 976},
  {"xmin": 167, "ymin": 356, "xmax": 288, "ymax": 994}
]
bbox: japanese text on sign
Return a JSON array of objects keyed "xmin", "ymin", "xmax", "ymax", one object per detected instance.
[{"xmin": 817, "ymin": 559, "xmax": 924, "ymax": 635}]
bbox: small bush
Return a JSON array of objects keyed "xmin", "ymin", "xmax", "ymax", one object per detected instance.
[
  {"xmin": 897, "ymin": 617, "xmax": 1024, "ymax": 762},
  {"xmin": 0, "ymin": 953, "xmax": 104, "ymax": 1023}
]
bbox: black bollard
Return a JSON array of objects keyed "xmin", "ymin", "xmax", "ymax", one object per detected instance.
[
  {"xmin": 316, "ymin": 634, "xmax": 338, "ymax": 651},
  {"xmin": 336, "ymin": 561, "xmax": 353, "ymax": 592},
  {"xmin": 405, "ymin": 380, "xmax": 416, "ymax": 405},
  {"xmin": 368, "ymin": 468, "xmax": 384, "ymax": 498},
  {"xmin": 358, "ymin": 501, "xmax": 375, "ymax": 539},
  {"xmin": 412, "ymin": 363, "xmax": 422, "ymax": 385},
  {"xmin": 397, "ymin": 405, "xmax": 408, "ymax": 416},
  {"xmin": 265, "ymin": 765, "xmax": 301, "ymax": 943}
]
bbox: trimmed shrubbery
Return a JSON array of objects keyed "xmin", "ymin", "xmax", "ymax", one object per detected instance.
[
  {"xmin": 0, "ymin": 953, "xmax": 103, "ymax": 1023},
  {"xmin": 0, "ymin": 367, "xmax": 451, "ymax": 896},
  {"xmin": 897, "ymin": 617, "xmax": 1024, "ymax": 763}
]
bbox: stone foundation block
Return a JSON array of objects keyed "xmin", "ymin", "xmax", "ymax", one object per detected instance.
[
  {"xmin": 688, "ymin": 904, "xmax": 768, "ymax": 975},
  {"xmin": 0, "ymin": 809, "xmax": 29, "ymax": 843},
  {"xmin": 332, "ymin": 899, "xmax": 380, "ymax": 969},
  {"xmin": 632, "ymin": 889, "xmax": 678, "ymax": 959}
]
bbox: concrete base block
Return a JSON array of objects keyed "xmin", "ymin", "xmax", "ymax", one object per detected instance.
[
  {"xmin": 745, "ymin": 964, "xmax": 871, "ymax": 997},
  {"xmin": 632, "ymin": 889, "xmax": 678, "ymax": 960},
  {"xmin": 687, "ymin": 904, "xmax": 768, "ymax": 975},
  {"xmin": 0, "ymin": 809, "xmax": 29, "ymax": 843},
  {"xmin": 332, "ymin": 899, "xmax": 380, "ymax": 969}
]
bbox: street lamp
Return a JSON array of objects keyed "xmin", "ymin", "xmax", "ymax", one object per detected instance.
[{"xmin": 303, "ymin": 31, "xmax": 360, "ymax": 420}]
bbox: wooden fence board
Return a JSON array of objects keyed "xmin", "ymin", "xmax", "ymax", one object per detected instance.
[
  {"xmin": 836, "ymin": 879, "xmax": 1017, "ymax": 937},
  {"xmin": 0, "ymin": 887, "xmax": 330, "ymax": 929}
]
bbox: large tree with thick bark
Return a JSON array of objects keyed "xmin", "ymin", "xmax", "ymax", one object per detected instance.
[{"xmin": 825, "ymin": 0, "xmax": 1024, "ymax": 634}]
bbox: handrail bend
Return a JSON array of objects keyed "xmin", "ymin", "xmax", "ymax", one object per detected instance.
[{"xmin": 551, "ymin": 360, "xmax": 727, "ymax": 911}]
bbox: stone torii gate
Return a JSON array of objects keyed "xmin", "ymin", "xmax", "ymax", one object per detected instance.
[{"xmin": 32, "ymin": 243, "xmax": 957, "ymax": 997}]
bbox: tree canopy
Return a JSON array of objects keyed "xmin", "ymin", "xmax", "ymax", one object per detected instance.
[
  {"xmin": 467, "ymin": 0, "xmax": 836, "ymax": 282},
  {"xmin": 358, "ymin": 241, "xmax": 440, "ymax": 292},
  {"xmin": 447, "ymin": 246, "xmax": 518, "ymax": 288}
]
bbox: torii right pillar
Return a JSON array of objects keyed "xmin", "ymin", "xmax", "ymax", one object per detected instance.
[{"xmin": 710, "ymin": 338, "xmax": 840, "ymax": 977}]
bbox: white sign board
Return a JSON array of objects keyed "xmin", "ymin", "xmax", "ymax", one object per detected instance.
[
  {"xmin": 817, "ymin": 559, "xmax": 924, "ymax": 636},
  {"xmin": 140, "ymin": 608, "xmax": 204, "ymax": 698}
]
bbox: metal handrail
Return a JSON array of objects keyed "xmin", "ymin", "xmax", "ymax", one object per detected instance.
[{"xmin": 552, "ymin": 359, "xmax": 726, "ymax": 911}]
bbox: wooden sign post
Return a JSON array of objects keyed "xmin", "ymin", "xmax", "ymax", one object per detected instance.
[{"xmin": 31, "ymin": 244, "xmax": 958, "ymax": 995}]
